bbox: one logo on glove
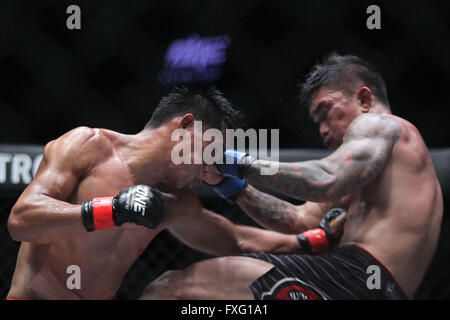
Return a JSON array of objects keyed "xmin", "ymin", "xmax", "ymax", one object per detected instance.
[{"xmin": 132, "ymin": 186, "xmax": 149, "ymax": 216}]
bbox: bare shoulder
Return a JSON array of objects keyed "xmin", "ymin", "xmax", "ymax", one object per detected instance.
[
  {"xmin": 385, "ymin": 115, "xmax": 431, "ymax": 165},
  {"xmin": 386, "ymin": 115, "xmax": 422, "ymax": 142},
  {"xmin": 43, "ymin": 127, "xmax": 112, "ymax": 172},
  {"xmin": 344, "ymin": 113, "xmax": 402, "ymax": 143}
]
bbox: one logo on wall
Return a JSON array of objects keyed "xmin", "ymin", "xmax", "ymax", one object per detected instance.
[{"xmin": 158, "ymin": 34, "xmax": 231, "ymax": 85}]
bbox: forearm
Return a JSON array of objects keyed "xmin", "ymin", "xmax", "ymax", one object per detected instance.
[
  {"xmin": 170, "ymin": 207, "xmax": 304, "ymax": 257},
  {"xmin": 236, "ymin": 185, "xmax": 307, "ymax": 234},
  {"xmin": 242, "ymin": 159, "xmax": 337, "ymax": 202},
  {"xmin": 8, "ymin": 194, "xmax": 86, "ymax": 243},
  {"xmin": 235, "ymin": 225, "xmax": 304, "ymax": 255}
]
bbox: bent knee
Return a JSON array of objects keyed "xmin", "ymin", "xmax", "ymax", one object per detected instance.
[{"xmin": 141, "ymin": 270, "xmax": 185, "ymax": 300}]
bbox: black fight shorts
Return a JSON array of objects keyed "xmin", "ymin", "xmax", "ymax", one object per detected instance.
[{"xmin": 244, "ymin": 244, "xmax": 408, "ymax": 300}]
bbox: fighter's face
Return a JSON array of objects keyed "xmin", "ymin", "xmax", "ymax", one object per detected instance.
[
  {"xmin": 168, "ymin": 128, "xmax": 212, "ymax": 188},
  {"xmin": 167, "ymin": 115, "xmax": 225, "ymax": 188},
  {"xmin": 309, "ymin": 87, "xmax": 361, "ymax": 150}
]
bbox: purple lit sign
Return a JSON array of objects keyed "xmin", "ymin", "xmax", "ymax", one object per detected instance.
[{"xmin": 158, "ymin": 34, "xmax": 231, "ymax": 85}]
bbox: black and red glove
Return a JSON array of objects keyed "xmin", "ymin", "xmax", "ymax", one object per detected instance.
[
  {"xmin": 297, "ymin": 208, "xmax": 345, "ymax": 255},
  {"xmin": 81, "ymin": 185, "xmax": 165, "ymax": 232}
]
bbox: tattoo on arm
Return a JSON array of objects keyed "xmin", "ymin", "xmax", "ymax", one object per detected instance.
[
  {"xmin": 244, "ymin": 114, "xmax": 401, "ymax": 202},
  {"xmin": 237, "ymin": 185, "xmax": 300, "ymax": 233}
]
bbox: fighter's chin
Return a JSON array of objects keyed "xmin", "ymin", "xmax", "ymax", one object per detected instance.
[
  {"xmin": 187, "ymin": 180, "xmax": 202, "ymax": 188},
  {"xmin": 180, "ymin": 177, "xmax": 198, "ymax": 189},
  {"xmin": 323, "ymin": 138, "xmax": 333, "ymax": 150},
  {"xmin": 167, "ymin": 177, "xmax": 188, "ymax": 189},
  {"xmin": 323, "ymin": 136, "xmax": 342, "ymax": 150},
  {"xmin": 178, "ymin": 180, "xmax": 191, "ymax": 189}
]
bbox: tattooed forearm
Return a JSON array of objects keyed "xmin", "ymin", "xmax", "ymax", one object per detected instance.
[
  {"xmin": 242, "ymin": 114, "xmax": 401, "ymax": 202},
  {"xmin": 236, "ymin": 185, "xmax": 303, "ymax": 234},
  {"xmin": 244, "ymin": 159, "xmax": 336, "ymax": 202}
]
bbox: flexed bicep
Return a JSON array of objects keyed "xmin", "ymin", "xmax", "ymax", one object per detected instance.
[
  {"xmin": 321, "ymin": 114, "xmax": 401, "ymax": 198},
  {"xmin": 8, "ymin": 127, "xmax": 100, "ymax": 243},
  {"xmin": 241, "ymin": 114, "xmax": 401, "ymax": 202}
]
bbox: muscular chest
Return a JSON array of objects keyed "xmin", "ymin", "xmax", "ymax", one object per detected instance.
[
  {"xmin": 70, "ymin": 156, "xmax": 134, "ymax": 203},
  {"xmin": 65, "ymin": 156, "xmax": 158, "ymax": 252}
]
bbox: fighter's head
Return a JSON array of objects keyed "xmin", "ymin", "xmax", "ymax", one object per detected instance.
[
  {"xmin": 145, "ymin": 85, "xmax": 244, "ymax": 188},
  {"xmin": 299, "ymin": 53, "xmax": 391, "ymax": 150}
]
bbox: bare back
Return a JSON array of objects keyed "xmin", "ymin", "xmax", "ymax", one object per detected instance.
[
  {"xmin": 340, "ymin": 115, "xmax": 443, "ymax": 297},
  {"xmin": 8, "ymin": 127, "xmax": 175, "ymax": 299}
]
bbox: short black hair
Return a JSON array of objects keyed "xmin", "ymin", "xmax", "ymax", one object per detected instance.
[
  {"xmin": 146, "ymin": 85, "xmax": 245, "ymax": 130},
  {"xmin": 299, "ymin": 52, "xmax": 390, "ymax": 110}
]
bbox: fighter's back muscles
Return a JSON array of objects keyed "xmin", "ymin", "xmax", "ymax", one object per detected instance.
[
  {"xmin": 8, "ymin": 127, "xmax": 103, "ymax": 243},
  {"xmin": 243, "ymin": 114, "xmax": 401, "ymax": 203}
]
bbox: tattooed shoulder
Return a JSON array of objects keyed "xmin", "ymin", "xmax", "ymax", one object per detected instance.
[{"xmin": 344, "ymin": 113, "xmax": 402, "ymax": 145}]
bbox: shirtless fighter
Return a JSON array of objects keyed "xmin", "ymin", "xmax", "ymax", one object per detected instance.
[
  {"xmin": 142, "ymin": 53, "xmax": 443, "ymax": 300},
  {"xmin": 6, "ymin": 86, "xmax": 346, "ymax": 300}
]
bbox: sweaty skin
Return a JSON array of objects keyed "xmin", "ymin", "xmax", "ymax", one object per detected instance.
[
  {"xmin": 203, "ymin": 164, "xmax": 350, "ymax": 234},
  {"xmin": 8, "ymin": 127, "xmax": 172, "ymax": 299},
  {"xmin": 8, "ymin": 118, "xmax": 329, "ymax": 299},
  {"xmin": 142, "ymin": 87, "xmax": 442, "ymax": 300},
  {"xmin": 241, "ymin": 93, "xmax": 443, "ymax": 298},
  {"xmin": 340, "ymin": 115, "xmax": 443, "ymax": 297},
  {"xmin": 247, "ymin": 114, "xmax": 442, "ymax": 297}
]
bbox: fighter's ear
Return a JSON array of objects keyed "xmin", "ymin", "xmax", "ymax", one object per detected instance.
[
  {"xmin": 356, "ymin": 87, "xmax": 373, "ymax": 113},
  {"xmin": 179, "ymin": 113, "xmax": 194, "ymax": 129}
]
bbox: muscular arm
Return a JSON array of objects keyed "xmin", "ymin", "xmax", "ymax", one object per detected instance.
[
  {"xmin": 7, "ymin": 127, "xmax": 99, "ymax": 243},
  {"xmin": 243, "ymin": 114, "xmax": 401, "ymax": 202},
  {"xmin": 166, "ymin": 186, "xmax": 347, "ymax": 256},
  {"xmin": 169, "ymin": 207, "xmax": 302, "ymax": 256},
  {"xmin": 235, "ymin": 184, "xmax": 344, "ymax": 234},
  {"xmin": 164, "ymin": 188, "xmax": 302, "ymax": 256}
]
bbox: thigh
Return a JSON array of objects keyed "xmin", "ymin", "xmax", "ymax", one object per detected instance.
[{"xmin": 142, "ymin": 256, "xmax": 275, "ymax": 300}]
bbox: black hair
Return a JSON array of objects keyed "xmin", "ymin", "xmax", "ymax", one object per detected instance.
[
  {"xmin": 299, "ymin": 52, "xmax": 390, "ymax": 110},
  {"xmin": 146, "ymin": 85, "xmax": 245, "ymax": 130}
]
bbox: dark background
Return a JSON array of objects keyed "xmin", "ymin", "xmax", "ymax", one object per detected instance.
[{"xmin": 0, "ymin": 0, "xmax": 449, "ymax": 299}]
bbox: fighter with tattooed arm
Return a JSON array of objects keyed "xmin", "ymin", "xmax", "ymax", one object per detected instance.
[{"xmin": 142, "ymin": 53, "xmax": 443, "ymax": 300}]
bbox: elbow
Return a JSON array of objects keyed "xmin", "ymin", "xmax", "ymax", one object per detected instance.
[
  {"xmin": 7, "ymin": 213, "xmax": 48, "ymax": 244},
  {"xmin": 235, "ymin": 241, "xmax": 248, "ymax": 254},
  {"xmin": 235, "ymin": 239, "xmax": 255, "ymax": 255},
  {"xmin": 7, "ymin": 196, "xmax": 55, "ymax": 244},
  {"xmin": 7, "ymin": 205, "xmax": 39, "ymax": 243},
  {"xmin": 7, "ymin": 211, "xmax": 25, "ymax": 242},
  {"xmin": 233, "ymin": 229, "xmax": 256, "ymax": 254}
]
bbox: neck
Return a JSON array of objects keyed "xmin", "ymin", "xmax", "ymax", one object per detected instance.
[
  {"xmin": 369, "ymin": 102, "xmax": 391, "ymax": 115},
  {"xmin": 120, "ymin": 127, "xmax": 172, "ymax": 186}
]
